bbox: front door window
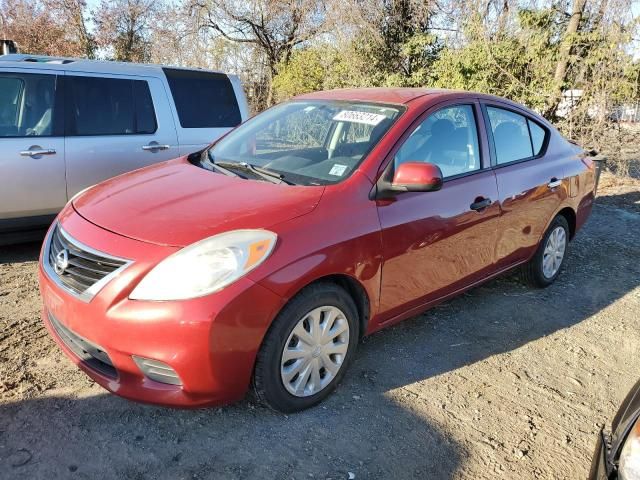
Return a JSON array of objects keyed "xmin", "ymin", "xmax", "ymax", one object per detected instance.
[{"xmin": 394, "ymin": 104, "xmax": 480, "ymax": 178}]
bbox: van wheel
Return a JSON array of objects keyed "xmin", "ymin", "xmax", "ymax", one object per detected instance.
[
  {"xmin": 253, "ymin": 283, "xmax": 359, "ymax": 413},
  {"xmin": 521, "ymin": 215, "xmax": 569, "ymax": 288}
]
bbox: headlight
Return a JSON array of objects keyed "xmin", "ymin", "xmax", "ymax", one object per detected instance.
[
  {"xmin": 619, "ymin": 416, "xmax": 640, "ymax": 480},
  {"xmin": 129, "ymin": 230, "xmax": 277, "ymax": 301}
]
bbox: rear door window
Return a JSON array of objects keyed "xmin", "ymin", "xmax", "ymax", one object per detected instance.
[
  {"xmin": 0, "ymin": 73, "xmax": 59, "ymax": 137},
  {"xmin": 163, "ymin": 68, "xmax": 241, "ymax": 128},
  {"xmin": 486, "ymin": 106, "xmax": 547, "ymax": 164},
  {"xmin": 65, "ymin": 76, "xmax": 157, "ymax": 136}
]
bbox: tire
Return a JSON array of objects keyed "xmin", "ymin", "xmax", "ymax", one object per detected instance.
[
  {"xmin": 520, "ymin": 215, "xmax": 570, "ymax": 288},
  {"xmin": 253, "ymin": 282, "xmax": 360, "ymax": 413}
]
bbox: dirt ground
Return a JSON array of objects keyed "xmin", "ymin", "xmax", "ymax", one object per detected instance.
[{"xmin": 1, "ymin": 173, "xmax": 639, "ymax": 480}]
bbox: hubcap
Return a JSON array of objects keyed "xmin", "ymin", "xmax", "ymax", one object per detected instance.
[
  {"xmin": 280, "ymin": 306, "xmax": 350, "ymax": 397},
  {"xmin": 542, "ymin": 226, "xmax": 567, "ymax": 279}
]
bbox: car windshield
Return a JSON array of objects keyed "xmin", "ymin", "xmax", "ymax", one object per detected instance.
[{"xmin": 204, "ymin": 100, "xmax": 404, "ymax": 185}]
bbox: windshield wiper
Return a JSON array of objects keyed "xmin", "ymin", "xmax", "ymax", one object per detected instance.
[
  {"xmin": 216, "ymin": 161, "xmax": 294, "ymax": 185},
  {"xmin": 211, "ymin": 162, "xmax": 243, "ymax": 178},
  {"xmin": 199, "ymin": 152, "xmax": 247, "ymax": 178}
]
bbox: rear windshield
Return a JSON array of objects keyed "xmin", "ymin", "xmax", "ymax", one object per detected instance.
[{"xmin": 163, "ymin": 68, "xmax": 241, "ymax": 129}]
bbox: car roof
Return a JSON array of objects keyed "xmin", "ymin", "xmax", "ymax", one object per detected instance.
[
  {"xmin": 293, "ymin": 88, "xmax": 465, "ymax": 105},
  {"xmin": 294, "ymin": 88, "xmax": 550, "ymax": 125},
  {"xmin": 0, "ymin": 54, "xmax": 230, "ymax": 77}
]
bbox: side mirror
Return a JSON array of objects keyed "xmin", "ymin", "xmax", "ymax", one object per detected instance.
[{"xmin": 389, "ymin": 162, "xmax": 443, "ymax": 193}]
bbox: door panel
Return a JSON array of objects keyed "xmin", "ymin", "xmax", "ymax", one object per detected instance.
[
  {"xmin": 1, "ymin": 138, "xmax": 66, "ymax": 219},
  {"xmin": 378, "ymin": 170, "xmax": 500, "ymax": 318},
  {"xmin": 493, "ymin": 154, "xmax": 566, "ymax": 267},
  {"xmin": 483, "ymin": 104, "xmax": 566, "ymax": 267},
  {"xmin": 0, "ymin": 71, "xmax": 66, "ymax": 219},
  {"xmin": 376, "ymin": 101, "xmax": 500, "ymax": 318},
  {"xmin": 64, "ymin": 74, "xmax": 178, "ymax": 196}
]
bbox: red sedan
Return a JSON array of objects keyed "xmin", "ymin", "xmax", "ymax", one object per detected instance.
[{"xmin": 38, "ymin": 88, "xmax": 595, "ymax": 412}]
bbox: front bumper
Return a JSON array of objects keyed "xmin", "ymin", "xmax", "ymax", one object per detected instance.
[{"xmin": 39, "ymin": 211, "xmax": 284, "ymax": 408}]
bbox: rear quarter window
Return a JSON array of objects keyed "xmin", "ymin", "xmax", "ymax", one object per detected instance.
[
  {"xmin": 163, "ymin": 68, "xmax": 241, "ymax": 129},
  {"xmin": 528, "ymin": 120, "xmax": 547, "ymax": 155}
]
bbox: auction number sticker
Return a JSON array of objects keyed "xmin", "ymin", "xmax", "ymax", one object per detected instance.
[
  {"xmin": 333, "ymin": 110, "xmax": 387, "ymax": 126},
  {"xmin": 329, "ymin": 164, "xmax": 348, "ymax": 176}
]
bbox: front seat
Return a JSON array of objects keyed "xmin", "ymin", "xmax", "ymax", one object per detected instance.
[{"xmin": 408, "ymin": 118, "xmax": 456, "ymax": 165}]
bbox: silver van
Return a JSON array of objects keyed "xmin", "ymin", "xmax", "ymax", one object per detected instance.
[{"xmin": 0, "ymin": 55, "xmax": 249, "ymax": 244}]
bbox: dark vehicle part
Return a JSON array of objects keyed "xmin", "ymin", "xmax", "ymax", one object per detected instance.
[
  {"xmin": 1, "ymin": 40, "xmax": 18, "ymax": 55},
  {"xmin": 589, "ymin": 378, "xmax": 640, "ymax": 479},
  {"xmin": 592, "ymin": 156, "xmax": 607, "ymax": 195}
]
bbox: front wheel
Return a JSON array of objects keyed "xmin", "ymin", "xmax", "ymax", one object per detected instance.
[
  {"xmin": 253, "ymin": 283, "xmax": 360, "ymax": 412},
  {"xmin": 521, "ymin": 215, "xmax": 570, "ymax": 288}
]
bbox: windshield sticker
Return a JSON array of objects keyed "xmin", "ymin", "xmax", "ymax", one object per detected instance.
[
  {"xmin": 329, "ymin": 164, "xmax": 348, "ymax": 176},
  {"xmin": 333, "ymin": 110, "xmax": 387, "ymax": 126}
]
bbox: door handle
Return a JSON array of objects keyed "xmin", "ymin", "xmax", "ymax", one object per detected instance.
[
  {"xmin": 548, "ymin": 178, "xmax": 562, "ymax": 189},
  {"xmin": 20, "ymin": 149, "xmax": 56, "ymax": 157},
  {"xmin": 142, "ymin": 144, "xmax": 170, "ymax": 151},
  {"xmin": 470, "ymin": 197, "xmax": 492, "ymax": 211}
]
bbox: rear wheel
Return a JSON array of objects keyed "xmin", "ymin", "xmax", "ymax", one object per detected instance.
[
  {"xmin": 253, "ymin": 283, "xmax": 359, "ymax": 412},
  {"xmin": 521, "ymin": 215, "xmax": 569, "ymax": 288}
]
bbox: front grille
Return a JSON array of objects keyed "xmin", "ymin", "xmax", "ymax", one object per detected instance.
[
  {"xmin": 46, "ymin": 225, "xmax": 129, "ymax": 300},
  {"xmin": 48, "ymin": 311, "xmax": 117, "ymax": 379}
]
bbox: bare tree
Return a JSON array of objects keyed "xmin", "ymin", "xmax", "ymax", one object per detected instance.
[
  {"xmin": 547, "ymin": 0, "xmax": 588, "ymax": 116},
  {"xmin": 191, "ymin": 0, "xmax": 328, "ymax": 105},
  {"xmin": 51, "ymin": 0, "xmax": 96, "ymax": 58},
  {"xmin": 0, "ymin": 0, "xmax": 88, "ymax": 56},
  {"xmin": 93, "ymin": 0, "xmax": 158, "ymax": 62}
]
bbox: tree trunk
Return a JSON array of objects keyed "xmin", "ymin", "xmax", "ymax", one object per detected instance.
[
  {"xmin": 546, "ymin": 0, "xmax": 587, "ymax": 117},
  {"xmin": 591, "ymin": 0, "xmax": 608, "ymax": 30},
  {"xmin": 496, "ymin": 0, "xmax": 509, "ymax": 35},
  {"xmin": 68, "ymin": 1, "xmax": 95, "ymax": 59}
]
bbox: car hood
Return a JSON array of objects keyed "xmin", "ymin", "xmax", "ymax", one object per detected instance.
[{"xmin": 73, "ymin": 157, "xmax": 325, "ymax": 247}]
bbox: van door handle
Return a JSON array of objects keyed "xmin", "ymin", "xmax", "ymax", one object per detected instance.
[
  {"xmin": 470, "ymin": 197, "xmax": 492, "ymax": 211},
  {"xmin": 20, "ymin": 148, "xmax": 56, "ymax": 157},
  {"xmin": 142, "ymin": 144, "xmax": 170, "ymax": 151},
  {"xmin": 548, "ymin": 178, "xmax": 562, "ymax": 189}
]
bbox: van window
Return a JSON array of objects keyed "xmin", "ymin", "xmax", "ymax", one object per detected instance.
[
  {"xmin": 0, "ymin": 73, "xmax": 59, "ymax": 137},
  {"xmin": 134, "ymin": 80, "xmax": 157, "ymax": 134},
  {"xmin": 163, "ymin": 68, "xmax": 241, "ymax": 128},
  {"xmin": 66, "ymin": 76, "xmax": 157, "ymax": 136}
]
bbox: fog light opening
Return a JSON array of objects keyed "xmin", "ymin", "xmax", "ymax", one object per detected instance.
[{"xmin": 132, "ymin": 356, "xmax": 182, "ymax": 386}]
